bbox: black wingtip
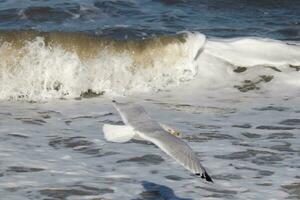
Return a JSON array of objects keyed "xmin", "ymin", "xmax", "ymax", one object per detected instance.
[
  {"xmin": 204, "ymin": 172, "xmax": 214, "ymax": 183},
  {"xmin": 196, "ymin": 172, "xmax": 213, "ymax": 183},
  {"xmin": 112, "ymin": 100, "xmax": 116, "ymax": 103}
]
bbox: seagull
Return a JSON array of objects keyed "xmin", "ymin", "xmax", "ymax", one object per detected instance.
[{"xmin": 102, "ymin": 100, "xmax": 213, "ymax": 182}]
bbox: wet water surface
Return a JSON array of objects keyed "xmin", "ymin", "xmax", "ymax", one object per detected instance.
[{"xmin": 0, "ymin": 91, "xmax": 299, "ymax": 199}]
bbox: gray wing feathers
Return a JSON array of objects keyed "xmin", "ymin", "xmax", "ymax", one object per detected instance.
[
  {"xmin": 144, "ymin": 131, "xmax": 206, "ymax": 175},
  {"xmin": 112, "ymin": 101, "xmax": 152, "ymax": 125},
  {"xmin": 112, "ymin": 101, "xmax": 213, "ymax": 182}
]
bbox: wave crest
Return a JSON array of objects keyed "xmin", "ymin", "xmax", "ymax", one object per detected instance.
[{"xmin": 0, "ymin": 31, "xmax": 205, "ymax": 100}]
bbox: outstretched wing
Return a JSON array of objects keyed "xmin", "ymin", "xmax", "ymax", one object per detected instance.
[{"xmin": 113, "ymin": 101, "xmax": 213, "ymax": 182}]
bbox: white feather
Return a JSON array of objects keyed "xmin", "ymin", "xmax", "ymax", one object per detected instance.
[
  {"xmin": 109, "ymin": 101, "xmax": 213, "ymax": 182},
  {"xmin": 103, "ymin": 124, "xmax": 135, "ymax": 143}
]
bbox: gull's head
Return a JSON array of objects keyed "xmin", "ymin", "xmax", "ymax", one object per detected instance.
[
  {"xmin": 160, "ymin": 123, "xmax": 182, "ymax": 138},
  {"xmin": 168, "ymin": 129, "xmax": 181, "ymax": 138}
]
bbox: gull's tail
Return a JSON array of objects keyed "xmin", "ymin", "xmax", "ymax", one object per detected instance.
[{"xmin": 103, "ymin": 124, "xmax": 135, "ymax": 143}]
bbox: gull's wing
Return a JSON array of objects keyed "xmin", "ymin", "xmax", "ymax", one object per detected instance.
[{"xmin": 112, "ymin": 100, "xmax": 213, "ymax": 182}]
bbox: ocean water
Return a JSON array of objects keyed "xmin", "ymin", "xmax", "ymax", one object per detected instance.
[{"xmin": 0, "ymin": 0, "xmax": 300, "ymax": 199}]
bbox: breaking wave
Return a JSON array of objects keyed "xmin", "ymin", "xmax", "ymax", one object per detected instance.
[{"xmin": 0, "ymin": 31, "xmax": 299, "ymax": 101}]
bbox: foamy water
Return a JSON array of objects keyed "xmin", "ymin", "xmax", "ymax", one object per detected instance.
[
  {"xmin": 0, "ymin": 31, "xmax": 299, "ymax": 101},
  {"xmin": 0, "ymin": 1, "xmax": 300, "ymax": 199},
  {"xmin": 0, "ymin": 91, "xmax": 299, "ymax": 199}
]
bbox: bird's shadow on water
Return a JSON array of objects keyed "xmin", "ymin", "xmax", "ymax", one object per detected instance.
[{"xmin": 132, "ymin": 181, "xmax": 193, "ymax": 200}]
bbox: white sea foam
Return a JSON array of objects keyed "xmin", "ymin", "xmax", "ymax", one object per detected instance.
[
  {"xmin": 205, "ymin": 37, "xmax": 300, "ymax": 67},
  {"xmin": 0, "ymin": 32, "xmax": 299, "ymax": 101},
  {"xmin": 0, "ymin": 94, "xmax": 299, "ymax": 199}
]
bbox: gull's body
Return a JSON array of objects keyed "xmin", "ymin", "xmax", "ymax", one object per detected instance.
[{"xmin": 102, "ymin": 100, "xmax": 213, "ymax": 182}]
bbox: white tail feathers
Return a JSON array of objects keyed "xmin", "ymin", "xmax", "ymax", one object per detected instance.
[{"xmin": 102, "ymin": 124, "xmax": 136, "ymax": 143}]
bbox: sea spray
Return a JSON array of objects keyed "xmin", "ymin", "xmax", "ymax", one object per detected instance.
[
  {"xmin": 0, "ymin": 31, "xmax": 205, "ymax": 100},
  {"xmin": 0, "ymin": 31, "xmax": 300, "ymax": 101}
]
